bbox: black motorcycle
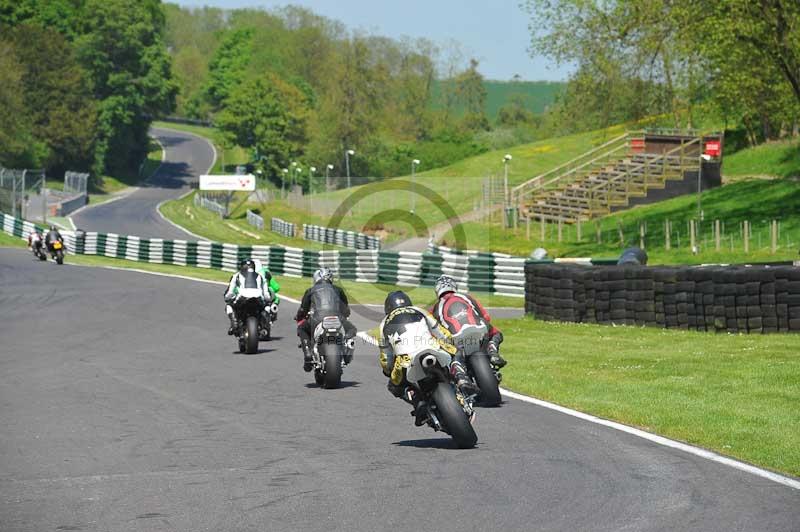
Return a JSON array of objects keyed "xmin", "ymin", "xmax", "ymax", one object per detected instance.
[
  {"xmin": 31, "ymin": 239, "xmax": 46, "ymax": 261},
  {"xmin": 232, "ymin": 289, "xmax": 268, "ymax": 354},
  {"xmin": 310, "ymin": 314, "xmax": 347, "ymax": 389},
  {"xmin": 46, "ymin": 240, "xmax": 65, "ymax": 265},
  {"xmin": 464, "ymin": 348, "xmax": 502, "ymax": 406}
]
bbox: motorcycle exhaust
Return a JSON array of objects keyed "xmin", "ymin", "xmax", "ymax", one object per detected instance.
[{"xmin": 422, "ymin": 354, "xmax": 438, "ymax": 368}]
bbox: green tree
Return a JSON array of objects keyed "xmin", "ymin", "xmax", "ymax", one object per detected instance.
[
  {"xmin": 202, "ymin": 28, "xmax": 254, "ymax": 112},
  {"xmin": 455, "ymin": 59, "xmax": 489, "ymax": 131},
  {"xmin": 215, "ymin": 73, "xmax": 311, "ymax": 180}
]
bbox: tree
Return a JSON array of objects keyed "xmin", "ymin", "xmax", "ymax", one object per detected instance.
[
  {"xmin": 455, "ymin": 58, "xmax": 489, "ymax": 131},
  {"xmin": 216, "ymin": 73, "xmax": 311, "ymax": 180},
  {"xmin": 202, "ymin": 28, "xmax": 254, "ymax": 112},
  {"xmin": 0, "ymin": 36, "xmax": 44, "ymax": 168},
  {"xmin": 497, "ymin": 94, "xmax": 536, "ymax": 127}
]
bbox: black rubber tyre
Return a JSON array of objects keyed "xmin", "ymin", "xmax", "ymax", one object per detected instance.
[
  {"xmin": 55, "ymin": 250, "xmax": 64, "ymax": 265},
  {"xmin": 314, "ymin": 370, "xmax": 325, "ymax": 386},
  {"xmin": 321, "ymin": 341, "xmax": 342, "ymax": 389},
  {"xmin": 244, "ymin": 316, "xmax": 259, "ymax": 354},
  {"xmin": 470, "ymin": 353, "xmax": 501, "ymax": 407},
  {"xmin": 432, "ymin": 383, "xmax": 477, "ymax": 449},
  {"xmin": 37, "ymin": 251, "xmax": 46, "ymax": 261}
]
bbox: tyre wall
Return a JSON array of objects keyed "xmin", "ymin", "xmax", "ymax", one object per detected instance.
[{"xmin": 524, "ymin": 263, "xmax": 800, "ymax": 333}]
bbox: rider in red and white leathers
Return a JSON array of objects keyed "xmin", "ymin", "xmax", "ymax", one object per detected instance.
[{"xmin": 430, "ymin": 275, "xmax": 507, "ymax": 369}]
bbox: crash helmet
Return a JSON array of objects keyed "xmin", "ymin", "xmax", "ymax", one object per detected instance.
[
  {"xmin": 434, "ymin": 275, "xmax": 458, "ymax": 297},
  {"xmin": 384, "ymin": 291, "xmax": 412, "ymax": 314},
  {"xmin": 49, "ymin": 225, "xmax": 57, "ymax": 232},
  {"xmin": 251, "ymin": 258, "xmax": 263, "ymax": 272},
  {"xmin": 240, "ymin": 258, "xmax": 256, "ymax": 273},
  {"xmin": 313, "ymin": 267, "xmax": 333, "ymax": 283}
]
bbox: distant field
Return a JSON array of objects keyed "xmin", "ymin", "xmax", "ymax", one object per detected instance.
[{"xmin": 431, "ymin": 79, "xmax": 565, "ymax": 120}]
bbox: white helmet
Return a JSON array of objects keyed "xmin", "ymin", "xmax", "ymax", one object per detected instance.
[
  {"xmin": 434, "ymin": 275, "xmax": 458, "ymax": 297},
  {"xmin": 252, "ymin": 258, "xmax": 263, "ymax": 272},
  {"xmin": 313, "ymin": 267, "xmax": 333, "ymax": 283}
]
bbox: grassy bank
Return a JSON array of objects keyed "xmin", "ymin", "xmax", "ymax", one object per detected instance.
[
  {"xmin": 496, "ymin": 316, "xmax": 800, "ymax": 477},
  {"xmin": 439, "ymin": 178, "xmax": 800, "ymax": 264},
  {"xmin": 724, "ymin": 139, "xmax": 800, "ymax": 181}
]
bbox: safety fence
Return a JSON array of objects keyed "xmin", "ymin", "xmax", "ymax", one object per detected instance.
[
  {"xmin": 193, "ymin": 193, "xmax": 227, "ymax": 217},
  {"xmin": 246, "ymin": 210, "xmax": 264, "ymax": 230},
  {"xmin": 1, "ymin": 212, "xmax": 524, "ymax": 296},
  {"xmin": 525, "ymin": 262, "xmax": 800, "ymax": 333},
  {"xmin": 303, "ymin": 224, "xmax": 381, "ymax": 250},
  {"xmin": 427, "ymin": 242, "xmax": 516, "ymax": 258},
  {"xmin": 271, "ymin": 217, "xmax": 295, "ymax": 238}
]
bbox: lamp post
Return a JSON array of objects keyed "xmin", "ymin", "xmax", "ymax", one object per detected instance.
[
  {"xmin": 410, "ymin": 159, "xmax": 420, "ymax": 213},
  {"xmin": 294, "ymin": 166, "xmax": 302, "ymax": 190},
  {"xmin": 309, "ymin": 166, "xmax": 316, "ymax": 194},
  {"xmin": 345, "ymin": 149, "xmax": 355, "ymax": 188},
  {"xmin": 282, "ymin": 168, "xmax": 288, "ymax": 197},
  {"xmin": 326, "ymin": 164, "xmax": 334, "ymax": 191},
  {"xmin": 503, "ymin": 154, "xmax": 512, "ymax": 207}
]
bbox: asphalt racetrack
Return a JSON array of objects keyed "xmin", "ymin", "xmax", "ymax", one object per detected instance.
[
  {"xmin": 1, "ymin": 248, "xmax": 798, "ymax": 531},
  {"xmin": 71, "ymin": 127, "xmax": 215, "ymax": 240}
]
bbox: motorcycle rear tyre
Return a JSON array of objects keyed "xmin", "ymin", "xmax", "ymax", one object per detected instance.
[
  {"xmin": 37, "ymin": 250, "xmax": 46, "ymax": 261},
  {"xmin": 243, "ymin": 316, "xmax": 259, "ymax": 354},
  {"xmin": 321, "ymin": 342, "xmax": 342, "ymax": 389},
  {"xmin": 471, "ymin": 353, "xmax": 501, "ymax": 406},
  {"xmin": 433, "ymin": 383, "xmax": 477, "ymax": 449},
  {"xmin": 55, "ymin": 249, "xmax": 64, "ymax": 265}
]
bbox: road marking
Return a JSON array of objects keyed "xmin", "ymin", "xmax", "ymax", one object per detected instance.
[{"xmin": 53, "ymin": 253, "xmax": 800, "ymax": 491}]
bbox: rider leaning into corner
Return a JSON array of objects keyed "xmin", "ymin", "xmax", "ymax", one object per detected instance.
[
  {"xmin": 378, "ymin": 291, "xmax": 479, "ymax": 424},
  {"xmin": 223, "ymin": 259, "xmax": 272, "ymax": 335},
  {"xmin": 27, "ymin": 227, "xmax": 43, "ymax": 251},
  {"xmin": 44, "ymin": 225, "xmax": 63, "ymax": 251},
  {"xmin": 295, "ymin": 267, "xmax": 357, "ymax": 372},
  {"xmin": 430, "ymin": 275, "xmax": 507, "ymax": 369}
]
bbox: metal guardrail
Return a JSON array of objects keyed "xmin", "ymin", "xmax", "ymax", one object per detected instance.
[
  {"xmin": 271, "ymin": 217, "xmax": 295, "ymax": 238},
  {"xmin": 302, "ymin": 224, "xmax": 381, "ymax": 250},
  {"xmin": 193, "ymin": 193, "xmax": 227, "ymax": 217},
  {"xmin": 246, "ymin": 210, "xmax": 264, "ymax": 230}
]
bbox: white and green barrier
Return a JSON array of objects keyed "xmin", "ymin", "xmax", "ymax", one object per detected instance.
[
  {"xmin": 1, "ymin": 212, "xmax": 524, "ymax": 296},
  {"xmin": 271, "ymin": 217, "xmax": 295, "ymax": 238},
  {"xmin": 303, "ymin": 224, "xmax": 381, "ymax": 250}
]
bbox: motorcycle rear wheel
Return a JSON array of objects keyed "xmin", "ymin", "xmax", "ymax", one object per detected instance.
[
  {"xmin": 321, "ymin": 341, "xmax": 342, "ymax": 389},
  {"xmin": 55, "ymin": 249, "xmax": 64, "ymax": 265},
  {"xmin": 470, "ymin": 353, "xmax": 501, "ymax": 406},
  {"xmin": 243, "ymin": 316, "xmax": 259, "ymax": 354},
  {"xmin": 432, "ymin": 383, "xmax": 477, "ymax": 448}
]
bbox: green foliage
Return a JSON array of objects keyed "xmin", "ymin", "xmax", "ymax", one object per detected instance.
[
  {"xmin": 201, "ymin": 28, "xmax": 254, "ymax": 112},
  {"xmin": 0, "ymin": 37, "xmax": 45, "ymax": 168},
  {"xmin": 216, "ymin": 73, "xmax": 311, "ymax": 177}
]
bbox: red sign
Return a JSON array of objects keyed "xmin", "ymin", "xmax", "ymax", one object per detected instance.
[
  {"xmin": 705, "ymin": 140, "xmax": 721, "ymax": 158},
  {"xmin": 630, "ymin": 138, "xmax": 645, "ymax": 153}
]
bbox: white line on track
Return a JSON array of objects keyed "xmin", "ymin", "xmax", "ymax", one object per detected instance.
[{"xmin": 60, "ymin": 255, "xmax": 800, "ymax": 491}]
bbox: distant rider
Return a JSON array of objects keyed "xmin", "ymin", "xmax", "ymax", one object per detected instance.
[
  {"xmin": 44, "ymin": 225, "xmax": 63, "ymax": 252},
  {"xmin": 27, "ymin": 227, "xmax": 44, "ymax": 253},
  {"xmin": 252, "ymin": 258, "xmax": 281, "ymax": 321},
  {"xmin": 295, "ymin": 267, "xmax": 356, "ymax": 371},
  {"xmin": 378, "ymin": 290, "xmax": 478, "ymax": 423},
  {"xmin": 224, "ymin": 259, "xmax": 268, "ymax": 335},
  {"xmin": 430, "ymin": 275, "xmax": 507, "ymax": 369}
]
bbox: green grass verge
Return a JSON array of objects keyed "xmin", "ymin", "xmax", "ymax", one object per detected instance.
[
  {"xmin": 495, "ymin": 316, "xmax": 800, "ymax": 477},
  {"xmin": 440, "ymin": 178, "xmax": 800, "ymax": 264},
  {"xmin": 724, "ymin": 139, "xmax": 800, "ymax": 180},
  {"xmin": 152, "ymin": 121, "xmax": 250, "ymax": 174},
  {"xmin": 0, "ymin": 231, "xmax": 26, "ymax": 247}
]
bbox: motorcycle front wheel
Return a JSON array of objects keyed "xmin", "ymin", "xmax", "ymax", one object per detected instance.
[
  {"xmin": 432, "ymin": 383, "xmax": 477, "ymax": 449},
  {"xmin": 470, "ymin": 353, "xmax": 502, "ymax": 406},
  {"xmin": 243, "ymin": 316, "xmax": 259, "ymax": 354},
  {"xmin": 321, "ymin": 341, "xmax": 342, "ymax": 389}
]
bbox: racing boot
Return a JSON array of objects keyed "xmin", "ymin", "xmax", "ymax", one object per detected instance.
[
  {"xmin": 450, "ymin": 360, "xmax": 479, "ymax": 396},
  {"xmin": 343, "ymin": 337, "xmax": 355, "ymax": 365},
  {"xmin": 487, "ymin": 341, "xmax": 507, "ymax": 368},
  {"xmin": 227, "ymin": 314, "xmax": 237, "ymax": 336},
  {"xmin": 300, "ymin": 338, "xmax": 314, "ymax": 372}
]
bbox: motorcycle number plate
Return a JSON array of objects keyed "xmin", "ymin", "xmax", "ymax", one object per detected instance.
[
  {"xmin": 53, "ymin": 242, "xmax": 62, "ymax": 249},
  {"xmin": 322, "ymin": 316, "xmax": 341, "ymax": 330}
]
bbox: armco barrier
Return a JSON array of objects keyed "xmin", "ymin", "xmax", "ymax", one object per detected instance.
[
  {"xmin": 303, "ymin": 224, "xmax": 380, "ymax": 250},
  {"xmin": 271, "ymin": 217, "xmax": 295, "ymax": 238},
  {"xmin": 246, "ymin": 210, "xmax": 264, "ymax": 230},
  {"xmin": 193, "ymin": 194, "xmax": 226, "ymax": 217},
  {"xmin": 0, "ymin": 212, "xmax": 523, "ymax": 296},
  {"xmin": 524, "ymin": 262, "xmax": 800, "ymax": 333}
]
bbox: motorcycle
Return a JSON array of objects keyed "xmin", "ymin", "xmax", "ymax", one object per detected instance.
[
  {"xmin": 31, "ymin": 239, "xmax": 46, "ymax": 261},
  {"xmin": 455, "ymin": 327, "xmax": 502, "ymax": 407},
  {"xmin": 47, "ymin": 240, "xmax": 65, "ymax": 265},
  {"xmin": 402, "ymin": 348, "xmax": 478, "ymax": 448},
  {"xmin": 310, "ymin": 314, "xmax": 347, "ymax": 389},
  {"xmin": 232, "ymin": 288, "xmax": 268, "ymax": 354},
  {"xmin": 258, "ymin": 302, "xmax": 279, "ymax": 341}
]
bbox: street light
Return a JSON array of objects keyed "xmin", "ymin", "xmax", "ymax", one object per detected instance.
[
  {"xmin": 503, "ymin": 154, "xmax": 512, "ymax": 207},
  {"xmin": 410, "ymin": 159, "xmax": 420, "ymax": 214},
  {"xmin": 698, "ymin": 153, "xmax": 712, "ymax": 221},
  {"xmin": 326, "ymin": 164, "xmax": 334, "ymax": 191},
  {"xmin": 282, "ymin": 168, "xmax": 288, "ymax": 197},
  {"xmin": 345, "ymin": 149, "xmax": 355, "ymax": 188},
  {"xmin": 309, "ymin": 166, "xmax": 316, "ymax": 194}
]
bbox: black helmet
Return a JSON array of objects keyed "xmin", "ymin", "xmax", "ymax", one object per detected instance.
[
  {"xmin": 240, "ymin": 258, "xmax": 255, "ymax": 272},
  {"xmin": 384, "ymin": 291, "xmax": 412, "ymax": 314},
  {"xmin": 50, "ymin": 225, "xmax": 57, "ymax": 231}
]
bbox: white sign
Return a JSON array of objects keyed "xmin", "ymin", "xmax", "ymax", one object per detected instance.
[{"xmin": 199, "ymin": 174, "xmax": 256, "ymax": 191}]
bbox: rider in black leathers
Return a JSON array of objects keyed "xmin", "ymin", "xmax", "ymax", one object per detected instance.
[
  {"xmin": 295, "ymin": 267, "xmax": 357, "ymax": 371},
  {"xmin": 44, "ymin": 225, "xmax": 63, "ymax": 252}
]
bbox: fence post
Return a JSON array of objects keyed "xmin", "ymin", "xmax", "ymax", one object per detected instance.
[
  {"xmin": 690, "ymin": 219, "xmax": 696, "ymax": 251},
  {"xmin": 526, "ymin": 216, "xmax": 530, "ymax": 240},
  {"xmin": 715, "ymin": 219, "xmax": 720, "ymax": 251},
  {"xmin": 771, "ymin": 220, "xmax": 777, "ymax": 254},
  {"xmin": 596, "ymin": 222, "xmax": 601, "ymax": 244},
  {"xmin": 744, "ymin": 220, "xmax": 749, "ymax": 253},
  {"xmin": 665, "ymin": 219, "xmax": 671, "ymax": 250},
  {"xmin": 639, "ymin": 221, "xmax": 645, "ymax": 249},
  {"xmin": 540, "ymin": 217, "xmax": 545, "ymax": 241},
  {"xmin": 576, "ymin": 219, "xmax": 582, "ymax": 241},
  {"xmin": 558, "ymin": 219, "xmax": 563, "ymax": 242},
  {"xmin": 617, "ymin": 221, "xmax": 624, "ymax": 246}
]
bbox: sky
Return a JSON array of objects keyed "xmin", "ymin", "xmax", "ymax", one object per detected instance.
[{"xmin": 171, "ymin": 0, "xmax": 573, "ymax": 81}]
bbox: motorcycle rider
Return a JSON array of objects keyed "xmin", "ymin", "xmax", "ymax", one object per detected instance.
[
  {"xmin": 431, "ymin": 275, "xmax": 507, "ymax": 369},
  {"xmin": 224, "ymin": 259, "xmax": 268, "ymax": 335},
  {"xmin": 295, "ymin": 267, "xmax": 356, "ymax": 372},
  {"xmin": 252, "ymin": 258, "xmax": 281, "ymax": 321},
  {"xmin": 27, "ymin": 227, "xmax": 44, "ymax": 255},
  {"xmin": 44, "ymin": 225, "xmax": 63, "ymax": 253},
  {"xmin": 378, "ymin": 291, "xmax": 478, "ymax": 423}
]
